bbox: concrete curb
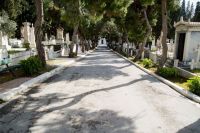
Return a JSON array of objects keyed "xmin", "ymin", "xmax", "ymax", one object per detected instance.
[
  {"xmin": 112, "ymin": 50, "xmax": 200, "ymax": 104},
  {"xmin": 0, "ymin": 50, "xmax": 93, "ymax": 102}
]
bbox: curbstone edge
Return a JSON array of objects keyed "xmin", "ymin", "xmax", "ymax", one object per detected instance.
[{"xmin": 112, "ymin": 50, "xmax": 200, "ymax": 104}]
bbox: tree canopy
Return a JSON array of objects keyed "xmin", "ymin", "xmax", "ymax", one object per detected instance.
[{"xmin": 0, "ymin": 0, "xmax": 197, "ymax": 66}]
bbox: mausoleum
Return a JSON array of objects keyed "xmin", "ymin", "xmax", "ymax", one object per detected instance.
[{"xmin": 174, "ymin": 17, "xmax": 200, "ymax": 63}]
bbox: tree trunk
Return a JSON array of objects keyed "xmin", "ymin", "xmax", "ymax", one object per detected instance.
[
  {"xmin": 159, "ymin": 0, "xmax": 168, "ymax": 68},
  {"xmin": 134, "ymin": 9, "xmax": 152, "ymax": 61},
  {"xmin": 69, "ymin": 24, "xmax": 79, "ymax": 57},
  {"xmin": 34, "ymin": 0, "xmax": 46, "ymax": 66}
]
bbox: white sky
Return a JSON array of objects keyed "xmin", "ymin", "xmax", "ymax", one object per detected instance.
[{"xmin": 185, "ymin": 0, "xmax": 198, "ymax": 8}]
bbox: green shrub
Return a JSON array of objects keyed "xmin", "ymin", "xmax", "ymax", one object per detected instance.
[
  {"xmin": 142, "ymin": 58, "xmax": 154, "ymax": 68},
  {"xmin": 20, "ymin": 56, "xmax": 43, "ymax": 76},
  {"xmin": 157, "ymin": 67, "xmax": 178, "ymax": 78},
  {"xmin": 69, "ymin": 52, "xmax": 77, "ymax": 58},
  {"xmin": 23, "ymin": 43, "xmax": 30, "ymax": 51},
  {"xmin": 187, "ymin": 77, "xmax": 200, "ymax": 96}
]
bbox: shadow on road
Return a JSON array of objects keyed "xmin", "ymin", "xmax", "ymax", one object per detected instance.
[
  {"xmin": 46, "ymin": 74, "xmax": 156, "ymax": 112},
  {"xmin": 177, "ymin": 119, "xmax": 200, "ymax": 133},
  {"xmin": 0, "ymin": 86, "xmax": 138, "ymax": 133},
  {"xmin": 31, "ymin": 109, "xmax": 137, "ymax": 133},
  {"xmin": 0, "ymin": 47, "xmax": 163, "ymax": 132},
  {"xmin": 45, "ymin": 64, "xmax": 130, "ymax": 84},
  {"xmin": 0, "ymin": 73, "xmax": 153, "ymax": 132}
]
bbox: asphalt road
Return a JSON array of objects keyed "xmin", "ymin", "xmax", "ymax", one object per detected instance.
[{"xmin": 1, "ymin": 45, "xmax": 200, "ymax": 133}]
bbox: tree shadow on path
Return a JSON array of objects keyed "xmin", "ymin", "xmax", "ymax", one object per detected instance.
[{"xmin": 177, "ymin": 119, "xmax": 200, "ymax": 133}]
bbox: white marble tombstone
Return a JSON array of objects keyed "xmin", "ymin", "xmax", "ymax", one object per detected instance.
[
  {"xmin": 23, "ymin": 22, "xmax": 31, "ymax": 44},
  {"xmin": 65, "ymin": 33, "xmax": 70, "ymax": 44},
  {"xmin": 103, "ymin": 38, "xmax": 107, "ymax": 45},
  {"xmin": 49, "ymin": 46, "xmax": 55, "ymax": 59},
  {"xmin": 61, "ymin": 33, "xmax": 70, "ymax": 56},
  {"xmin": 20, "ymin": 26, "xmax": 24, "ymax": 38},
  {"xmin": 30, "ymin": 24, "xmax": 36, "ymax": 48},
  {"xmin": 45, "ymin": 33, "xmax": 48, "ymax": 41},
  {"xmin": 73, "ymin": 35, "xmax": 79, "ymax": 53},
  {"xmin": 57, "ymin": 27, "xmax": 64, "ymax": 40},
  {"xmin": 0, "ymin": 31, "xmax": 8, "ymax": 60},
  {"xmin": 151, "ymin": 39, "xmax": 157, "ymax": 51}
]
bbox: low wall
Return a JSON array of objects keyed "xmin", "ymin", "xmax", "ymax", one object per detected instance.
[
  {"xmin": 9, "ymin": 48, "xmax": 26, "ymax": 51},
  {"xmin": 9, "ymin": 51, "xmax": 37, "ymax": 66},
  {"xmin": 175, "ymin": 67, "xmax": 197, "ymax": 79}
]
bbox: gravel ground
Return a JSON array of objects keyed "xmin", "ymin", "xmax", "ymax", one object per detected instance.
[{"xmin": 0, "ymin": 45, "xmax": 200, "ymax": 133}]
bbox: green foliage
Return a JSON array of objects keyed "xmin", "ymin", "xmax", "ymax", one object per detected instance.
[
  {"xmin": 69, "ymin": 53, "xmax": 77, "ymax": 58},
  {"xmin": 0, "ymin": 99, "xmax": 5, "ymax": 104},
  {"xmin": 8, "ymin": 50, "xmax": 21, "ymax": 55},
  {"xmin": 23, "ymin": 43, "xmax": 31, "ymax": 51},
  {"xmin": 0, "ymin": 11, "xmax": 17, "ymax": 37},
  {"xmin": 187, "ymin": 77, "xmax": 200, "ymax": 96},
  {"xmin": 0, "ymin": 0, "xmax": 25, "ymax": 19},
  {"xmin": 152, "ymin": 0, "xmax": 180, "ymax": 40},
  {"xmin": 123, "ymin": 0, "xmax": 158, "ymax": 44},
  {"xmin": 193, "ymin": 2, "xmax": 200, "ymax": 22},
  {"xmin": 20, "ymin": 56, "xmax": 43, "ymax": 76},
  {"xmin": 141, "ymin": 58, "xmax": 154, "ymax": 68},
  {"xmin": 157, "ymin": 67, "xmax": 178, "ymax": 78},
  {"xmin": 180, "ymin": 0, "xmax": 186, "ymax": 20}
]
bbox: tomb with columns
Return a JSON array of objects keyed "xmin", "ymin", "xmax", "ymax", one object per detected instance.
[
  {"xmin": 43, "ymin": 27, "xmax": 71, "ymax": 60},
  {"xmin": 174, "ymin": 17, "xmax": 200, "ymax": 69}
]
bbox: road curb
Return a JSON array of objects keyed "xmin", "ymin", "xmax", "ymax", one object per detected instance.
[
  {"xmin": 112, "ymin": 50, "xmax": 200, "ymax": 104},
  {"xmin": 0, "ymin": 50, "xmax": 93, "ymax": 102}
]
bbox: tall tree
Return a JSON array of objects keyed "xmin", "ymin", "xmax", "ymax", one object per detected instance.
[
  {"xmin": 132, "ymin": 0, "xmax": 156, "ymax": 61},
  {"xmin": 185, "ymin": 1, "xmax": 193, "ymax": 20},
  {"xmin": 186, "ymin": 1, "xmax": 190, "ymax": 19},
  {"xmin": 61, "ymin": 0, "xmax": 86, "ymax": 57},
  {"xmin": 180, "ymin": 0, "xmax": 186, "ymax": 20},
  {"xmin": 193, "ymin": 2, "xmax": 200, "ymax": 22},
  {"xmin": 159, "ymin": 0, "xmax": 168, "ymax": 68},
  {"xmin": 190, "ymin": 2, "xmax": 194, "ymax": 19},
  {"xmin": 34, "ymin": 0, "xmax": 46, "ymax": 66}
]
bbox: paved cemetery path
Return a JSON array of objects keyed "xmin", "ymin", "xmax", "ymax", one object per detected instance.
[{"xmin": 1, "ymin": 45, "xmax": 200, "ymax": 133}]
